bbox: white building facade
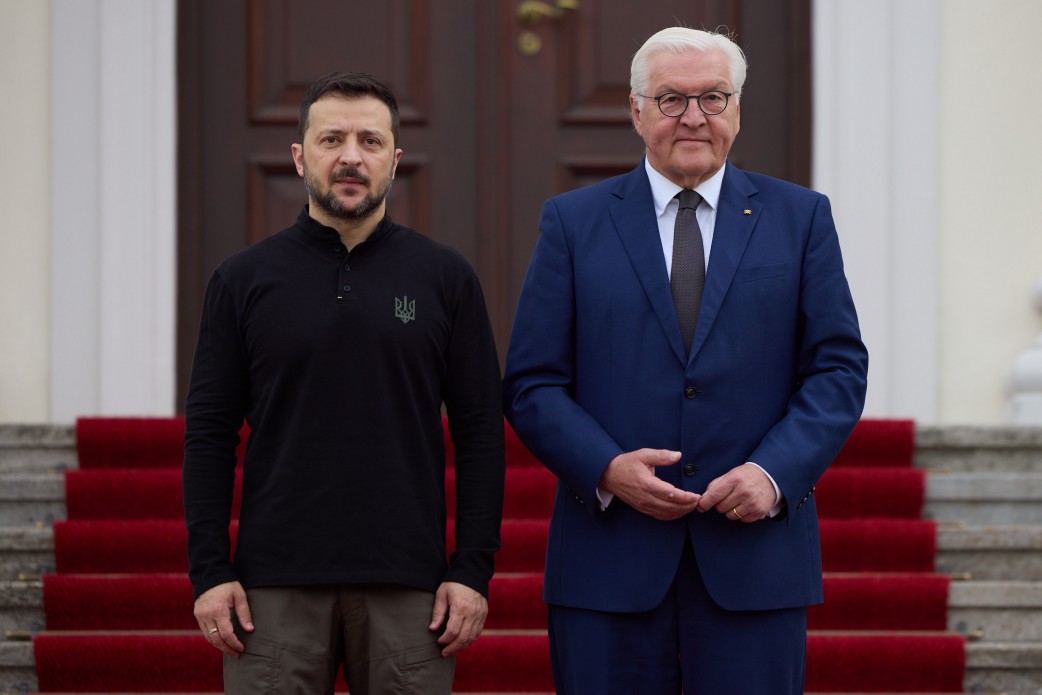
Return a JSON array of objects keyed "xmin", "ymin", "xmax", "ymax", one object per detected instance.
[{"xmin": 2, "ymin": 0, "xmax": 1041, "ymax": 425}]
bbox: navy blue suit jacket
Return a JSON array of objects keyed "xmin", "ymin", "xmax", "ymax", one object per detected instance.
[{"xmin": 503, "ymin": 162, "xmax": 868, "ymax": 613}]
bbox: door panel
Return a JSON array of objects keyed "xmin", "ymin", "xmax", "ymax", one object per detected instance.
[{"xmin": 177, "ymin": 0, "xmax": 810, "ymax": 407}]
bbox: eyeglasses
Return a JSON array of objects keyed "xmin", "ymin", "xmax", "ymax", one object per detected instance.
[{"xmin": 636, "ymin": 91, "xmax": 734, "ymax": 117}]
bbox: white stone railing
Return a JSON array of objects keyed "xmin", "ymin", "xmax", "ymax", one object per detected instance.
[{"xmin": 1009, "ymin": 277, "xmax": 1042, "ymax": 423}]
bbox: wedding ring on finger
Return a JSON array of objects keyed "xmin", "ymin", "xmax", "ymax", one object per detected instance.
[
  {"xmin": 733, "ymin": 507, "xmax": 743, "ymax": 520},
  {"xmin": 209, "ymin": 627, "xmax": 219, "ymax": 634}
]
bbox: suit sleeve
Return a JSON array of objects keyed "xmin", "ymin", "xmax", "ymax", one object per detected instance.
[
  {"xmin": 503, "ymin": 199, "xmax": 625, "ymax": 513},
  {"xmin": 748, "ymin": 194, "xmax": 869, "ymax": 520}
]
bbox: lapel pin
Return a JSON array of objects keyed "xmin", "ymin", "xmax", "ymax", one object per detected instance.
[{"xmin": 743, "ymin": 209, "xmax": 752, "ymax": 215}]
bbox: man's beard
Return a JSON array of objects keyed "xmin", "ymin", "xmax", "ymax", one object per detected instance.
[{"xmin": 304, "ymin": 163, "xmax": 393, "ymax": 221}]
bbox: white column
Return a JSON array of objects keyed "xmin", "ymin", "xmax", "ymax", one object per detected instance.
[
  {"xmin": 50, "ymin": 0, "xmax": 177, "ymax": 421},
  {"xmin": 0, "ymin": 0, "xmax": 51, "ymax": 422},
  {"xmin": 813, "ymin": 0, "xmax": 940, "ymax": 422}
]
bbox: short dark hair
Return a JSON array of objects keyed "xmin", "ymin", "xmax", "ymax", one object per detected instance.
[{"xmin": 298, "ymin": 71, "xmax": 400, "ymax": 146}]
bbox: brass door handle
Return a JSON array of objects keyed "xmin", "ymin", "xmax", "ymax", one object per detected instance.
[{"xmin": 517, "ymin": 0, "xmax": 579, "ymax": 25}]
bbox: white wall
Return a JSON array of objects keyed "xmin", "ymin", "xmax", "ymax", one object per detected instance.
[
  {"xmin": 814, "ymin": 0, "xmax": 1042, "ymax": 424},
  {"xmin": 0, "ymin": 0, "xmax": 51, "ymax": 421},
  {"xmin": 936, "ymin": 0, "xmax": 1042, "ymax": 423}
]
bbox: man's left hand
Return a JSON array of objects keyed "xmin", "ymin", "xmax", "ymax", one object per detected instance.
[
  {"xmin": 429, "ymin": 581, "xmax": 487, "ymax": 657},
  {"xmin": 696, "ymin": 463, "xmax": 777, "ymax": 522}
]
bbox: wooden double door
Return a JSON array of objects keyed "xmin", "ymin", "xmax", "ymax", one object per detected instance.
[{"xmin": 177, "ymin": 0, "xmax": 811, "ymax": 406}]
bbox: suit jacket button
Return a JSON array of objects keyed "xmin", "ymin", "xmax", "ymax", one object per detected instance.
[
  {"xmin": 684, "ymin": 386, "xmax": 698, "ymax": 399},
  {"xmin": 683, "ymin": 463, "xmax": 696, "ymax": 476}
]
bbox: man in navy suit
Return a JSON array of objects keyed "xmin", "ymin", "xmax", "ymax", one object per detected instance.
[{"xmin": 503, "ymin": 27, "xmax": 869, "ymax": 694}]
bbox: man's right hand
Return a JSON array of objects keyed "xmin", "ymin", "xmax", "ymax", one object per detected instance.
[
  {"xmin": 194, "ymin": 581, "xmax": 254, "ymax": 657},
  {"xmin": 600, "ymin": 449, "xmax": 701, "ymax": 520}
]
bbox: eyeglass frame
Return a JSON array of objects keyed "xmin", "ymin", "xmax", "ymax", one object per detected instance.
[{"xmin": 635, "ymin": 90, "xmax": 735, "ymax": 118}]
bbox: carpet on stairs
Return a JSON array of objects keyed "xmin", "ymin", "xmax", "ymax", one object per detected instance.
[
  {"xmin": 52, "ymin": 517, "xmax": 940, "ymax": 575},
  {"xmin": 42, "ymin": 571, "xmax": 951, "ymax": 633},
  {"xmin": 33, "ymin": 630, "xmax": 966, "ymax": 693},
  {"xmin": 34, "ymin": 416, "xmax": 964, "ymax": 693},
  {"xmin": 64, "ymin": 464, "xmax": 925, "ymax": 521}
]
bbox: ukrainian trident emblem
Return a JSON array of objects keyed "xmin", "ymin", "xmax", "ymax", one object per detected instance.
[{"xmin": 395, "ymin": 296, "xmax": 416, "ymax": 324}]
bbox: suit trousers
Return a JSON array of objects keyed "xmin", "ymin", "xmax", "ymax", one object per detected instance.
[
  {"xmin": 223, "ymin": 584, "xmax": 454, "ymax": 695},
  {"xmin": 547, "ymin": 537, "xmax": 807, "ymax": 695}
]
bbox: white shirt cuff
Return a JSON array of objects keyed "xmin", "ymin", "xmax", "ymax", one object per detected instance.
[{"xmin": 746, "ymin": 461, "xmax": 784, "ymax": 517}]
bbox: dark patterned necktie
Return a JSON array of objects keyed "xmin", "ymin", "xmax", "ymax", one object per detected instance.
[{"xmin": 671, "ymin": 189, "xmax": 705, "ymax": 353}]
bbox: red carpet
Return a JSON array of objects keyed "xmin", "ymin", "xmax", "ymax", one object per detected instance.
[
  {"xmin": 805, "ymin": 632, "xmax": 966, "ymax": 692},
  {"xmin": 42, "ymin": 571, "xmax": 950, "ymax": 633},
  {"xmin": 34, "ymin": 416, "xmax": 964, "ymax": 692},
  {"xmin": 34, "ymin": 630, "xmax": 964, "ymax": 693},
  {"xmin": 64, "ymin": 464, "xmax": 923, "ymax": 521},
  {"xmin": 831, "ymin": 418, "xmax": 917, "ymax": 468},
  {"xmin": 814, "ymin": 467, "xmax": 925, "ymax": 519},
  {"xmin": 51, "ymin": 517, "xmax": 938, "ymax": 575}
]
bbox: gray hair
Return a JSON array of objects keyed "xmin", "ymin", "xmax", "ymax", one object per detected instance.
[{"xmin": 630, "ymin": 27, "xmax": 747, "ymax": 109}]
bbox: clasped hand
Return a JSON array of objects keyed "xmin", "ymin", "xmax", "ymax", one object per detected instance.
[{"xmin": 600, "ymin": 450, "xmax": 775, "ymax": 522}]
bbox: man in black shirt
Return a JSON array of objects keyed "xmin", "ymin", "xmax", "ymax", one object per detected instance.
[{"xmin": 183, "ymin": 72, "xmax": 504, "ymax": 694}]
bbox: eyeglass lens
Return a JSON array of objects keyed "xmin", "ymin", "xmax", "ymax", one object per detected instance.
[{"xmin": 658, "ymin": 91, "xmax": 729, "ymax": 117}]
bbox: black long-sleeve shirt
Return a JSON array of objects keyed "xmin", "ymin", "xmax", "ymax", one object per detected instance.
[{"xmin": 183, "ymin": 208, "xmax": 504, "ymax": 600}]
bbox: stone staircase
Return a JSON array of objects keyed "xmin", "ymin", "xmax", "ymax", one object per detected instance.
[
  {"xmin": 916, "ymin": 426, "xmax": 1042, "ymax": 694},
  {"xmin": 1, "ymin": 424, "xmax": 1042, "ymax": 694}
]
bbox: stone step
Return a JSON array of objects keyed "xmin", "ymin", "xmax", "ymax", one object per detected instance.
[
  {"xmin": 917, "ymin": 425, "xmax": 1042, "ymax": 472},
  {"xmin": 0, "ymin": 640, "xmax": 35, "ymax": 695},
  {"xmin": 0, "ymin": 580, "xmax": 41, "ymax": 640},
  {"xmin": 1, "ymin": 522, "xmax": 1039, "ymax": 582},
  {"xmin": 925, "ymin": 472, "xmax": 1042, "ymax": 525},
  {"xmin": 3, "ymin": 424, "xmax": 1042, "ymax": 475},
  {"xmin": 0, "ymin": 426, "xmax": 75, "ymax": 475},
  {"xmin": 937, "ymin": 523, "xmax": 1042, "ymax": 581},
  {"xmin": 2, "ymin": 575, "xmax": 1039, "ymax": 644},
  {"xmin": 0, "ymin": 530, "xmax": 52, "ymax": 580},
  {"xmin": 0, "ymin": 634, "xmax": 1034, "ymax": 694},
  {"xmin": 963, "ymin": 641, "xmax": 1042, "ymax": 694},
  {"xmin": 5, "ymin": 469, "xmax": 1042, "ymax": 527},
  {"xmin": 948, "ymin": 580, "xmax": 1042, "ymax": 642},
  {"xmin": 0, "ymin": 475, "xmax": 64, "ymax": 527}
]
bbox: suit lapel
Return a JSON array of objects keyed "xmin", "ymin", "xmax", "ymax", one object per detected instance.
[
  {"xmin": 607, "ymin": 165, "xmax": 689, "ymax": 364},
  {"xmin": 689, "ymin": 164, "xmax": 762, "ymax": 361}
]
